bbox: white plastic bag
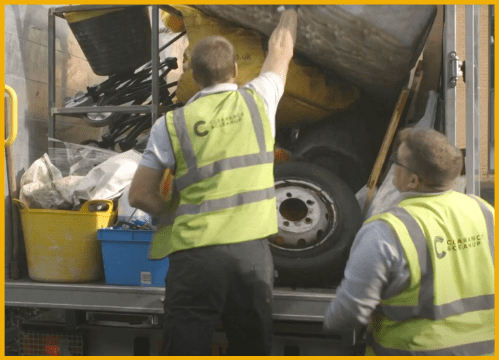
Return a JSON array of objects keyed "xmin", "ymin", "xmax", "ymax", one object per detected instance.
[
  {"xmin": 48, "ymin": 138, "xmax": 118, "ymax": 177},
  {"xmin": 20, "ymin": 176, "xmax": 84, "ymax": 210},
  {"xmin": 359, "ymin": 92, "xmax": 458, "ymax": 219},
  {"xmin": 19, "ymin": 153, "xmax": 84, "ymax": 210},
  {"xmin": 75, "ymin": 149, "xmax": 143, "ymax": 201},
  {"xmin": 357, "ymin": 166, "xmax": 401, "ymax": 220},
  {"xmin": 117, "ymin": 184, "xmax": 150, "ymax": 223},
  {"xmin": 20, "ymin": 153, "xmax": 62, "ymax": 189}
]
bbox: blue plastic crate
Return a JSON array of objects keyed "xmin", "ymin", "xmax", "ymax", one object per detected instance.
[{"xmin": 98, "ymin": 228, "xmax": 169, "ymax": 287}]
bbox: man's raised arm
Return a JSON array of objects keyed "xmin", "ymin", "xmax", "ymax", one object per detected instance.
[{"xmin": 260, "ymin": 6, "xmax": 298, "ymax": 84}]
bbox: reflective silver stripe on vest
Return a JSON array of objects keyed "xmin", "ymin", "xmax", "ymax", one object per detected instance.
[
  {"xmin": 378, "ymin": 207, "xmax": 494, "ymax": 321},
  {"xmin": 173, "ymin": 108, "xmax": 197, "ymax": 171},
  {"xmin": 469, "ymin": 194, "xmax": 495, "ymax": 266},
  {"xmin": 237, "ymin": 89, "xmax": 266, "ymax": 153},
  {"xmin": 174, "ymin": 89, "xmax": 271, "ymax": 191},
  {"xmin": 369, "ymin": 333, "xmax": 494, "ymax": 356},
  {"xmin": 379, "ymin": 294, "xmax": 495, "ymax": 321},
  {"xmin": 378, "ymin": 207, "xmax": 433, "ymax": 319},
  {"xmin": 175, "ymin": 151, "xmax": 274, "ymax": 191},
  {"xmin": 175, "ymin": 186, "xmax": 275, "ymax": 217}
]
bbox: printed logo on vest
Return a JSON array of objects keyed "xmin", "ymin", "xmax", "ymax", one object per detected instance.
[
  {"xmin": 194, "ymin": 120, "xmax": 209, "ymax": 137},
  {"xmin": 434, "ymin": 236, "xmax": 446, "ymax": 259},
  {"xmin": 210, "ymin": 112, "xmax": 244, "ymax": 129},
  {"xmin": 194, "ymin": 112, "xmax": 244, "ymax": 137},
  {"xmin": 446, "ymin": 235, "xmax": 482, "ymax": 252}
]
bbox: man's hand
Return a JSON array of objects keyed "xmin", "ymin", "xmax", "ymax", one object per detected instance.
[{"xmin": 259, "ymin": 5, "xmax": 298, "ymax": 84}]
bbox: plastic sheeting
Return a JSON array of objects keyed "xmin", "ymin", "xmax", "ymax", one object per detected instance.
[
  {"xmin": 19, "ymin": 148, "xmax": 143, "ymax": 210},
  {"xmin": 19, "ymin": 154, "xmax": 82, "ymax": 210},
  {"xmin": 75, "ymin": 149, "xmax": 142, "ymax": 201},
  {"xmin": 356, "ymin": 91, "xmax": 465, "ymax": 220}
]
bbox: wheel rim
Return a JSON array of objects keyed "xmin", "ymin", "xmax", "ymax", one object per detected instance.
[{"xmin": 269, "ymin": 179, "xmax": 338, "ymax": 252}]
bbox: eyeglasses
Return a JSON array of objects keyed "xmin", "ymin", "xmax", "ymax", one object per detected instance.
[
  {"xmin": 389, "ymin": 152, "xmax": 434, "ymax": 186},
  {"xmin": 388, "ymin": 152, "xmax": 418, "ymax": 175}
]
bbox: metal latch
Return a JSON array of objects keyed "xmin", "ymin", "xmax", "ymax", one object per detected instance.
[
  {"xmin": 449, "ymin": 51, "xmax": 463, "ymax": 87},
  {"xmin": 86, "ymin": 312, "xmax": 160, "ymax": 328}
]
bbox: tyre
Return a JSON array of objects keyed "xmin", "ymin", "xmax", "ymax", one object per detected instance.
[
  {"xmin": 270, "ymin": 161, "xmax": 363, "ymax": 285},
  {"xmin": 293, "ymin": 108, "xmax": 371, "ymax": 194}
]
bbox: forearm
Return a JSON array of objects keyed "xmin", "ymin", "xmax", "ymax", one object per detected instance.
[
  {"xmin": 271, "ymin": 9, "xmax": 298, "ymax": 49},
  {"xmin": 260, "ymin": 9, "xmax": 298, "ymax": 79},
  {"xmin": 323, "ymin": 282, "xmax": 374, "ymax": 333},
  {"xmin": 323, "ymin": 222, "xmax": 398, "ymax": 333},
  {"xmin": 131, "ymin": 192, "xmax": 167, "ymax": 219},
  {"xmin": 129, "ymin": 165, "xmax": 168, "ymax": 218}
]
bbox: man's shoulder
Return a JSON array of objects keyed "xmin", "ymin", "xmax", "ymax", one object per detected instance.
[
  {"xmin": 354, "ymin": 218, "xmax": 400, "ymax": 255},
  {"xmin": 242, "ymin": 72, "xmax": 285, "ymax": 113},
  {"xmin": 362, "ymin": 217, "xmax": 393, "ymax": 230},
  {"xmin": 149, "ymin": 115, "xmax": 169, "ymax": 139},
  {"xmin": 365, "ymin": 207, "xmax": 400, "ymax": 223},
  {"xmin": 464, "ymin": 192, "xmax": 495, "ymax": 214},
  {"xmin": 246, "ymin": 71, "xmax": 283, "ymax": 85}
]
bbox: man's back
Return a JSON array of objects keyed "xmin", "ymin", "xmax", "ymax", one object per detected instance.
[
  {"xmin": 161, "ymin": 88, "xmax": 278, "ymax": 255},
  {"xmin": 324, "ymin": 127, "xmax": 494, "ymax": 356},
  {"xmin": 364, "ymin": 191, "xmax": 494, "ymax": 355}
]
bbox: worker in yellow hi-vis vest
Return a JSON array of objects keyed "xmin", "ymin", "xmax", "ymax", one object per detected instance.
[
  {"xmin": 129, "ymin": 5, "xmax": 299, "ymax": 356},
  {"xmin": 323, "ymin": 127, "xmax": 494, "ymax": 356}
]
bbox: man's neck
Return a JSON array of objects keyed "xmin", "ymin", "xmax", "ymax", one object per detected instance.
[
  {"xmin": 413, "ymin": 182, "xmax": 454, "ymax": 194},
  {"xmin": 199, "ymin": 78, "xmax": 237, "ymax": 91}
]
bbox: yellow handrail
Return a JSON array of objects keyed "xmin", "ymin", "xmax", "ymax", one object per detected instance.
[{"xmin": 5, "ymin": 85, "xmax": 18, "ymax": 147}]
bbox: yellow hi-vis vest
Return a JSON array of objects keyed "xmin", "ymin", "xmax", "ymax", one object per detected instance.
[
  {"xmin": 364, "ymin": 191, "xmax": 494, "ymax": 356},
  {"xmin": 151, "ymin": 88, "xmax": 277, "ymax": 258}
]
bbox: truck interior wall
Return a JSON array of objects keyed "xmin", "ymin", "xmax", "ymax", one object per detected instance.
[
  {"xmin": 455, "ymin": 5, "xmax": 494, "ymax": 185},
  {"xmin": 3, "ymin": 6, "xmax": 196, "ymax": 280},
  {"xmin": 414, "ymin": 5, "xmax": 444, "ymax": 121},
  {"xmin": 4, "ymin": 5, "xmax": 104, "ymax": 279}
]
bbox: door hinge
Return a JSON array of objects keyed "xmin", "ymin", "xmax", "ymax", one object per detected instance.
[{"xmin": 449, "ymin": 51, "xmax": 464, "ymax": 87}]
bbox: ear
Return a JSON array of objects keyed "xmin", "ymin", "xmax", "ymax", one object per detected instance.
[
  {"xmin": 234, "ymin": 62, "xmax": 238, "ymax": 79},
  {"xmin": 194, "ymin": 80, "xmax": 202, "ymax": 90},
  {"xmin": 193, "ymin": 75, "xmax": 203, "ymax": 90},
  {"xmin": 407, "ymin": 173, "xmax": 420, "ymax": 190}
]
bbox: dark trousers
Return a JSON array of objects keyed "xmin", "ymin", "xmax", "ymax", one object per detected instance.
[{"xmin": 160, "ymin": 239, "xmax": 274, "ymax": 356}]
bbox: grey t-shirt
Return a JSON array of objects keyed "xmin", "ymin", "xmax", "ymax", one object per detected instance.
[
  {"xmin": 322, "ymin": 191, "xmax": 451, "ymax": 332},
  {"xmin": 140, "ymin": 71, "xmax": 284, "ymax": 171},
  {"xmin": 323, "ymin": 219, "xmax": 410, "ymax": 332}
]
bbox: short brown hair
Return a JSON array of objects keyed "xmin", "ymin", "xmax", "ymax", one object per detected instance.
[
  {"xmin": 397, "ymin": 127, "xmax": 463, "ymax": 187},
  {"xmin": 191, "ymin": 36, "xmax": 236, "ymax": 88}
]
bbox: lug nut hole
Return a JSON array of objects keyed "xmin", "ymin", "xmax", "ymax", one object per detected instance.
[{"xmin": 279, "ymin": 198, "xmax": 308, "ymax": 221}]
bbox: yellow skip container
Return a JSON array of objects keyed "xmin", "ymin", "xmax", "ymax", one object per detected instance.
[{"xmin": 13, "ymin": 199, "xmax": 117, "ymax": 283}]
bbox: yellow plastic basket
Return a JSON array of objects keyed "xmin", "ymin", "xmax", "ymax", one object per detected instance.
[{"xmin": 13, "ymin": 199, "xmax": 117, "ymax": 283}]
